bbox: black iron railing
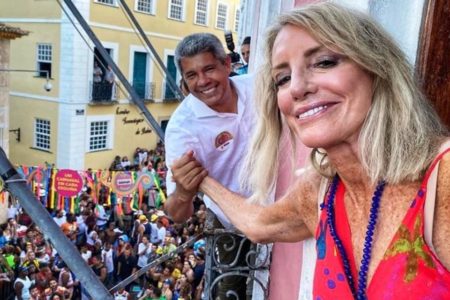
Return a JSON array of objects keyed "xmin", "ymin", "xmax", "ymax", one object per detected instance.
[{"xmin": 90, "ymin": 81, "xmax": 118, "ymax": 102}]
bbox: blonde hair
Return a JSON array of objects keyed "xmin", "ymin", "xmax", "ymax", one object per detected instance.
[{"xmin": 242, "ymin": 2, "xmax": 447, "ymax": 204}]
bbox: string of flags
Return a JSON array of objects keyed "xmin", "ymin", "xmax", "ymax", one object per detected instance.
[{"xmin": 1, "ymin": 165, "xmax": 167, "ymax": 215}]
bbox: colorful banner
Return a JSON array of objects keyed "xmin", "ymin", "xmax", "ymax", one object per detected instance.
[
  {"xmin": 55, "ymin": 169, "xmax": 83, "ymax": 197},
  {"xmin": 6, "ymin": 166, "xmax": 165, "ymax": 213}
]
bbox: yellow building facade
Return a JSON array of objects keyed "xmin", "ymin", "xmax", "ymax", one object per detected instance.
[{"xmin": 0, "ymin": 0, "xmax": 241, "ymax": 170}]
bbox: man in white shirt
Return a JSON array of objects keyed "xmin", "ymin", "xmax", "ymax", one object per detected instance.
[
  {"xmin": 156, "ymin": 218, "xmax": 166, "ymax": 246},
  {"xmin": 101, "ymin": 242, "xmax": 115, "ymax": 287},
  {"xmin": 137, "ymin": 236, "xmax": 152, "ymax": 269},
  {"xmin": 164, "ymin": 33, "xmax": 256, "ymax": 300},
  {"xmin": 165, "ymin": 33, "xmax": 255, "ymax": 228},
  {"xmin": 52, "ymin": 210, "xmax": 66, "ymax": 227}
]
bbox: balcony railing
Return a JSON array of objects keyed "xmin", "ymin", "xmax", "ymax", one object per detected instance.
[
  {"xmin": 109, "ymin": 210, "xmax": 269, "ymax": 299},
  {"xmin": 131, "ymin": 81, "xmax": 155, "ymax": 100},
  {"xmin": 203, "ymin": 211, "xmax": 269, "ymax": 300},
  {"xmin": 89, "ymin": 81, "xmax": 118, "ymax": 102}
]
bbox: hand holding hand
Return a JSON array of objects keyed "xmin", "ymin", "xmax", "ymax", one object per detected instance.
[{"xmin": 171, "ymin": 150, "xmax": 208, "ymax": 201}]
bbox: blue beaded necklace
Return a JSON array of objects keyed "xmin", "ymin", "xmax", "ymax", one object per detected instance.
[{"xmin": 326, "ymin": 175, "xmax": 386, "ymax": 300}]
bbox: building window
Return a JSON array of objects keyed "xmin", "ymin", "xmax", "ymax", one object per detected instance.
[
  {"xmin": 168, "ymin": 0, "xmax": 184, "ymax": 21},
  {"xmin": 35, "ymin": 119, "xmax": 51, "ymax": 150},
  {"xmin": 216, "ymin": 3, "xmax": 228, "ymax": 30},
  {"xmin": 234, "ymin": 8, "xmax": 240, "ymax": 32},
  {"xmin": 195, "ymin": 0, "xmax": 208, "ymax": 25},
  {"xmin": 37, "ymin": 44, "xmax": 52, "ymax": 78},
  {"xmin": 136, "ymin": 0, "xmax": 154, "ymax": 14},
  {"xmin": 89, "ymin": 120, "xmax": 109, "ymax": 151},
  {"xmin": 95, "ymin": 0, "xmax": 116, "ymax": 5}
]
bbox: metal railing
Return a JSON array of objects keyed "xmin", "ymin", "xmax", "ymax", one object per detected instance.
[
  {"xmin": 108, "ymin": 211, "xmax": 269, "ymax": 300},
  {"xmin": 131, "ymin": 81, "xmax": 155, "ymax": 100},
  {"xmin": 203, "ymin": 211, "xmax": 269, "ymax": 300},
  {"xmin": 89, "ymin": 81, "xmax": 118, "ymax": 102}
]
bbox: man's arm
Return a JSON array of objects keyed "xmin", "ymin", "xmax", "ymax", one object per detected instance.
[
  {"xmin": 116, "ymin": 258, "xmax": 121, "ymax": 277},
  {"xmin": 165, "ymin": 151, "xmax": 208, "ymax": 223},
  {"xmin": 14, "ymin": 281, "xmax": 24, "ymax": 300},
  {"xmin": 100, "ymin": 266, "xmax": 107, "ymax": 282},
  {"xmin": 138, "ymin": 244, "xmax": 148, "ymax": 256}
]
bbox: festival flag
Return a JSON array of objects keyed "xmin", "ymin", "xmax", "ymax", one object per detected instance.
[
  {"xmin": 69, "ymin": 197, "xmax": 75, "ymax": 214},
  {"xmin": 49, "ymin": 169, "xmax": 56, "ymax": 209},
  {"xmin": 138, "ymin": 182, "xmax": 144, "ymax": 210},
  {"xmin": 34, "ymin": 167, "xmax": 41, "ymax": 198},
  {"xmin": 64, "ymin": 197, "xmax": 70, "ymax": 213},
  {"xmin": 152, "ymin": 173, "xmax": 166, "ymax": 208},
  {"xmin": 115, "ymin": 196, "xmax": 123, "ymax": 216}
]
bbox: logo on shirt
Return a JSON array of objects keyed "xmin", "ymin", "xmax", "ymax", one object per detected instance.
[{"xmin": 215, "ymin": 131, "xmax": 233, "ymax": 151}]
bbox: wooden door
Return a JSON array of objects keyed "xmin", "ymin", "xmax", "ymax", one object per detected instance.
[
  {"xmin": 417, "ymin": 0, "xmax": 450, "ymax": 128},
  {"xmin": 133, "ymin": 51, "xmax": 147, "ymax": 99}
]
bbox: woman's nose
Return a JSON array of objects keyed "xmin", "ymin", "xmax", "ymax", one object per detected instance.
[{"xmin": 289, "ymin": 71, "xmax": 315, "ymax": 101}]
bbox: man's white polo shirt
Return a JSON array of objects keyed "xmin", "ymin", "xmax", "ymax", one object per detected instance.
[{"xmin": 165, "ymin": 74, "xmax": 255, "ymax": 229}]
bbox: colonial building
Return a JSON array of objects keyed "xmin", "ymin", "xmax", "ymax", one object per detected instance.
[
  {"xmin": 0, "ymin": 23, "xmax": 28, "ymax": 224},
  {"xmin": 0, "ymin": 0, "xmax": 241, "ymax": 169}
]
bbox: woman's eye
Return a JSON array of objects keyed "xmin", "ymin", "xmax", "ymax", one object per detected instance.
[
  {"xmin": 275, "ymin": 75, "xmax": 291, "ymax": 88},
  {"xmin": 314, "ymin": 58, "xmax": 339, "ymax": 69}
]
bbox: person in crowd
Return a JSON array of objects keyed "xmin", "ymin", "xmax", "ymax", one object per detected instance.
[
  {"xmin": 95, "ymin": 202, "xmax": 109, "ymax": 231},
  {"xmin": 236, "ymin": 36, "xmax": 251, "ymax": 75},
  {"xmin": 133, "ymin": 148, "xmax": 142, "ymax": 167},
  {"xmin": 161, "ymin": 278, "xmax": 173, "ymax": 300},
  {"xmin": 114, "ymin": 286, "xmax": 131, "ymax": 300},
  {"xmin": 60, "ymin": 213, "xmax": 78, "ymax": 241},
  {"xmin": 92, "ymin": 61, "xmax": 103, "ymax": 101},
  {"xmin": 75, "ymin": 246, "xmax": 90, "ymax": 269},
  {"xmin": 0, "ymin": 228, "xmax": 7, "ymax": 249},
  {"xmin": 153, "ymin": 217, "xmax": 166, "ymax": 247},
  {"xmin": 172, "ymin": 3, "xmax": 450, "ymax": 299},
  {"xmin": 58, "ymin": 262, "xmax": 76, "ymax": 300},
  {"xmin": 105, "ymin": 65, "xmax": 115, "ymax": 101},
  {"xmin": 104, "ymin": 221, "xmax": 118, "ymax": 245},
  {"xmin": 137, "ymin": 215, "xmax": 152, "ymax": 244},
  {"xmin": 91, "ymin": 254, "xmax": 107, "ymax": 284},
  {"xmin": 22, "ymin": 250, "xmax": 40, "ymax": 271},
  {"xmin": 121, "ymin": 156, "xmax": 131, "ymax": 170},
  {"xmin": 116, "ymin": 244, "xmax": 137, "ymax": 285},
  {"xmin": 101, "ymin": 241, "xmax": 115, "ymax": 288},
  {"xmin": 14, "ymin": 266, "xmax": 34, "ymax": 300},
  {"xmin": 34, "ymin": 264, "xmax": 53, "ymax": 295},
  {"xmin": 110, "ymin": 155, "xmax": 124, "ymax": 171},
  {"xmin": 52, "ymin": 210, "xmax": 66, "ymax": 227},
  {"xmin": 45, "ymin": 278, "xmax": 67, "ymax": 299},
  {"xmin": 29, "ymin": 286, "xmax": 42, "ymax": 300},
  {"xmin": 156, "ymin": 160, "xmax": 167, "ymax": 181},
  {"xmin": 137, "ymin": 236, "xmax": 152, "ymax": 270}
]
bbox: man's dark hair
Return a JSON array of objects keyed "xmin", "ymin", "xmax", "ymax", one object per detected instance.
[
  {"xmin": 175, "ymin": 33, "xmax": 227, "ymax": 73},
  {"xmin": 242, "ymin": 36, "xmax": 251, "ymax": 45}
]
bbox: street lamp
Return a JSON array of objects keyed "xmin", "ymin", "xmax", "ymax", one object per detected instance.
[{"xmin": 0, "ymin": 68, "xmax": 52, "ymax": 91}]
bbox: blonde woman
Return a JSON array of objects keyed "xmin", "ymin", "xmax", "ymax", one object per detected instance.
[{"xmin": 170, "ymin": 3, "xmax": 450, "ymax": 299}]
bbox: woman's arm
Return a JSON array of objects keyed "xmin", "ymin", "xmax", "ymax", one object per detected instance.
[
  {"xmin": 434, "ymin": 151, "xmax": 450, "ymax": 270},
  {"xmin": 200, "ymin": 176, "xmax": 314, "ymax": 243}
]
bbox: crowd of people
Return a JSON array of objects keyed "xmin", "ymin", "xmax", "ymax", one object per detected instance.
[
  {"xmin": 0, "ymin": 142, "xmax": 208, "ymax": 300},
  {"xmin": 109, "ymin": 143, "xmax": 167, "ymax": 180}
]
